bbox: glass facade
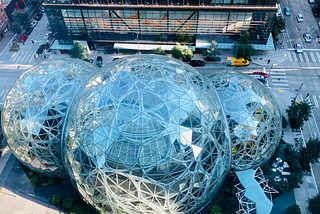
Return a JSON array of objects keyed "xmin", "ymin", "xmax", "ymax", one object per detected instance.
[
  {"xmin": 62, "ymin": 55, "xmax": 232, "ymax": 213},
  {"xmin": 44, "ymin": 3, "xmax": 277, "ymax": 47},
  {"xmin": 1, "ymin": 59, "xmax": 96, "ymax": 177},
  {"xmin": 207, "ymin": 70, "xmax": 282, "ymax": 170}
]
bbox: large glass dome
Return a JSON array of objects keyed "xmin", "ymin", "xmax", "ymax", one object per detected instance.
[
  {"xmin": 1, "ymin": 59, "xmax": 96, "ymax": 177},
  {"xmin": 62, "ymin": 55, "xmax": 231, "ymax": 213},
  {"xmin": 207, "ymin": 70, "xmax": 282, "ymax": 171}
]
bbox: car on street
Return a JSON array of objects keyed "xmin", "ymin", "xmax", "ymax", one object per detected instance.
[
  {"xmin": 296, "ymin": 14, "xmax": 303, "ymax": 22},
  {"xmin": 253, "ymin": 71, "xmax": 268, "ymax": 78},
  {"xmin": 97, "ymin": 56, "xmax": 103, "ymax": 65},
  {"xmin": 303, "ymin": 33, "xmax": 312, "ymax": 43},
  {"xmin": 284, "ymin": 7, "xmax": 291, "ymax": 16},
  {"xmin": 40, "ymin": 7, "xmax": 45, "ymax": 13},
  {"xmin": 25, "ymin": 28, "xmax": 33, "ymax": 35},
  {"xmin": 309, "ymin": 0, "xmax": 314, "ymax": 3},
  {"xmin": 45, "ymin": 31, "xmax": 52, "ymax": 39},
  {"xmin": 190, "ymin": 54, "xmax": 205, "ymax": 67},
  {"xmin": 35, "ymin": 13, "xmax": 43, "ymax": 21},
  {"xmin": 30, "ymin": 20, "xmax": 38, "ymax": 28},
  {"xmin": 295, "ymin": 43, "xmax": 303, "ymax": 53},
  {"xmin": 20, "ymin": 35, "xmax": 28, "ymax": 43}
]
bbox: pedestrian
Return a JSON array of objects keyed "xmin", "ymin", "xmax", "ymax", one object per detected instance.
[
  {"xmin": 12, "ymin": 168, "xmax": 16, "ymax": 172},
  {"xmin": 32, "ymin": 40, "xmax": 34, "ymax": 44},
  {"xmin": 34, "ymin": 55, "xmax": 36, "ymax": 59},
  {"xmin": 16, "ymin": 165, "xmax": 20, "ymax": 172},
  {"xmin": 306, "ymin": 93, "xmax": 310, "ymax": 97},
  {"xmin": 44, "ymin": 55, "xmax": 46, "ymax": 59},
  {"xmin": 267, "ymin": 59, "xmax": 270, "ymax": 64},
  {"xmin": 23, "ymin": 42, "xmax": 25, "ymax": 45}
]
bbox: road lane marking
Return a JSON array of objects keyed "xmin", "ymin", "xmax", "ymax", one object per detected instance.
[
  {"xmin": 270, "ymin": 72, "xmax": 286, "ymax": 75},
  {"xmin": 292, "ymin": 53, "xmax": 298, "ymax": 61},
  {"xmin": 303, "ymin": 52, "xmax": 310, "ymax": 62},
  {"xmin": 273, "ymin": 83, "xmax": 290, "ymax": 86},
  {"xmin": 288, "ymin": 52, "xmax": 292, "ymax": 61},
  {"xmin": 316, "ymin": 52, "xmax": 320, "ymax": 62},
  {"xmin": 271, "ymin": 76, "xmax": 287, "ymax": 78},
  {"xmin": 271, "ymin": 79, "xmax": 288, "ymax": 82},
  {"xmin": 20, "ymin": 51, "xmax": 29, "ymax": 62},
  {"xmin": 313, "ymin": 95, "xmax": 319, "ymax": 107},
  {"xmin": 298, "ymin": 53, "xmax": 304, "ymax": 62},
  {"xmin": 310, "ymin": 52, "xmax": 316, "ymax": 62},
  {"xmin": 12, "ymin": 53, "xmax": 17, "ymax": 57}
]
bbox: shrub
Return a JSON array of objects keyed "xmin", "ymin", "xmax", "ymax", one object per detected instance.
[
  {"xmin": 10, "ymin": 43, "xmax": 20, "ymax": 52},
  {"xmin": 51, "ymin": 194, "xmax": 62, "ymax": 206},
  {"xmin": 282, "ymin": 115, "xmax": 288, "ymax": 128},
  {"xmin": 152, "ymin": 47, "xmax": 165, "ymax": 55},
  {"xmin": 36, "ymin": 43, "xmax": 50, "ymax": 54},
  {"xmin": 308, "ymin": 193, "xmax": 320, "ymax": 214},
  {"xmin": 283, "ymin": 204, "xmax": 301, "ymax": 214}
]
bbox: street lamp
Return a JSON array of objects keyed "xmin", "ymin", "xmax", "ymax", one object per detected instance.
[
  {"xmin": 135, "ymin": 34, "xmax": 141, "ymax": 54},
  {"xmin": 293, "ymin": 83, "xmax": 304, "ymax": 102}
]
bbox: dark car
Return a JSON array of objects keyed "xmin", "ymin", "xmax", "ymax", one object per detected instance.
[
  {"xmin": 97, "ymin": 56, "xmax": 103, "ymax": 65},
  {"xmin": 20, "ymin": 35, "xmax": 28, "ymax": 43},
  {"xmin": 25, "ymin": 28, "xmax": 33, "ymax": 35},
  {"xmin": 190, "ymin": 55, "xmax": 205, "ymax": 67},
  {"xmin": 35, "ymin": 13, "xmax": 43, "ymax": 21}
]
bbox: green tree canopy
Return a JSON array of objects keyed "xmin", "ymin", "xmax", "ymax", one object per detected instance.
[
  {"xmin": 235, "ymin": 32, "xmax": 256, "ymax": 60},
  {"xmin": 10, "ymin": 21, "xmax": 22, "ymax": 35},
  {"xmin": 283, "ymin": 204, "xmax": 301, "ymax": 214},
  {"xmin": 211, "ymin": 205, "xmax": 223, "ymax": 214},
  {"xmin": 13, "ymin": 8, "xmax": 30, "ymax": 26},
  {"xmin": 299, "ymin": 138, "xmax": 320, "ymax": 171},
  {"xmin": 27, "ymin": 0, "xmax": 42, "ymax": 7},
  {"xmin": 152, "ymin": 47, "xmax": 165, "ymax": 55},
  {"xmin": 273, "ymin": 16, "xmax": 286, "ymax": 40},
  {"xmin": 205, "ymin": 40, "xmax": 219, "ymax": 59},
  {"xmin": 171, "ymin": 42, "xmax": 193, "ymax": 61},
  {"xmin": 286, "ymin": 101, "xmax": 312, "ymax": 128},
  {"xmin": 70, "ymin": 41, "xmax": 87, "ymax": 60},
  {"xmin": 308, "ymin": 193, "xmax": 320, "ymax": 214}
]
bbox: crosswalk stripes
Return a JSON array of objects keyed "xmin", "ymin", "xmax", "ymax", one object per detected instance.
[
  {"xmin": 11, "ymin": 51, "xmax": 37, "ymax": 63},
  {"xmin": 310, "ymin": 52, "xmax": 316, "ymax": 62},
  {"xmin": 303, "ymin": 52, "xmax": 309, "ymax": 62},
  {"xmin": 288, "ymin": 52, "xmax": 292, "ymax": 61},
  {"xmin": 269, "ymin": 71, "xmax": 289, "ymax": 89},
  {"xmin": 316, "ymin": 53, "xmax": 320, "ymax": 62},
  {"xmin": 292, "ymin": 52, "xmax": 298, "ymax": 61},
  {"xmin": 298, "ymin": 53, "xmax": 304, "ymax": 62},
  {"xmin": 313, "ymin": 95, "xmax": 319, "ymax": 108}
]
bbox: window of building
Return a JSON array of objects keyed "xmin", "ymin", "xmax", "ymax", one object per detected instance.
[
  {"xmin": 0, "ymin": 9, "xmax": 3, "ymax": 14},
  {"xmin": 4, "ymin": 15, "xmax": 7, "ymax": 21},
  {"xmin": 0, "ymin": 19, "xmax": 3, "ymax": 26}
]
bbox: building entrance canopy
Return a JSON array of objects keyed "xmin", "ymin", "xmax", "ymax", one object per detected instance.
[{"xmin": 114, "ymin": 43, "xmax": 195, "ymax": 51}]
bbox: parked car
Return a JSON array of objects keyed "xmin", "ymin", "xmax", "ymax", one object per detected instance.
[
  {"xmin": 20, "ymin": 35, "xmax": 28, "ymax": 43},
  {"xmin": 40, "ymin": 7, "xmax": 45, "ymax": 13},
  {"xmin": 284, "ymin": 7, "xmax": 291, "ymax": 16},
  {"xmin": 296, "ymin": 14, "xmax": 303, "ymax": 22},
  {"xmin": 30, "ymin": 20, "xmax": 38, "ymax": 28},
  {"xmin": 35, "ymin": 13, "xmax": 43, "ymax": 21},
  {"xmin": 97, "ymin": 56, "xmax": 103, "ymax": 65},
  {"xmin": 25, "ymin": 28, "xmax": 33, "ymax": 35},
  {"xmin": 303, "ymin": 33, "xmax": 312, "ymax": 43},
  {"xmin": 295, "ymin": 43, "xmax": 303, "ymax": 53},
  {"xmin": 313, "ymin": 6, "xmax": 320, "ymax": 16},
  {"xmin": 309, "ymin": 0, "xmax": 314, "ymax": 3},
  {"xmin": 190, "ymin": 54, "xmax": 205, "ymax": 67},
  {"xmin": 45, "ymin": 31, "xmax": 52, "ymax": 39}
]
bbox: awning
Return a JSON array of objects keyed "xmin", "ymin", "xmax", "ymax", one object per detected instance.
[
  {"xmin": 114, "ymin": 43, "xmax": 195, "ymax": 51},
  {"xmin": 50, "ymin": 40, "xmax": 88, "ymax": 50}
]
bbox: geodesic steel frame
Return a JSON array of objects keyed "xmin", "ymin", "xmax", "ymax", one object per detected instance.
[
  {"xmin": 207, "ymin": 71, "xmax": 282, "ymax": 170},
  {"xmin": 1, "ymin": 59, "xmax": 96, "ymax": 177},
  {"xmin": 62, "ymin": 55, "xmax": 232, "ymax": 214}
]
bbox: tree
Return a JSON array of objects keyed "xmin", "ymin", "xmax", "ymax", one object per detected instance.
[
  {"xmin": 286, "ymin": 101, "xmax": 312, "ymax": 128},
  {"xmin": 282, "ymin": 115, "xmax": 288, "ymax": 128},
  {"xmin": 51, "ymin": 194, "xmax": 62, "ymax": 206},
  {"xmin": 205, "ymin": 40, "xmax": 219, "ymax": 60},
  {"xmin": 283, "ymin": 205, "xmax": 301, "ymax": 214},
  {"xmin": 171, "ymin": 42, "xmax": 193, "ymax": 61},
  {"xmin": 235, "ymin": 33, "xmax": 256, "ymax": 60},
  {"xmin": 27, "ymin": 0, "xmax": 42, "ymax": 7},
  {"xmin": 12, "ymin": 8, "xmax": 30, "ymax": 27},
  {"xmin": 70, "ymin": 41, "xmax": 87, "ymax": 60},
  {"xmin": 152, "ymin": 47, "xmax": 165, "ymax": 55},
  {"xmin": 211, "ymin": 205, "xmax": 223, "ymax": 214},
  {"xmin": 10, "ymin": 21, "xmax": 22, "ymax": 35},
  {"xmin": 273, "ymin": 16, "xmax": 286, "ymax": 41},
  {"xmin": 308, "ymin": 193, "xmax": 320, "ymax": 214},
  {"xmin": 63, "ymin": 197, "xmax": 75, "ymax": 209},
  {"xmin": 299, "ymin": 138, "xmax": 320, "ymax": 171}
]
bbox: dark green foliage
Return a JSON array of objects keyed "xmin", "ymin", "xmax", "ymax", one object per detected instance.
[
  {"xmin": 283, "ymin": 204, "xmax": 301, "ymax": 214},
  {"xmin": 171, "ymin": 42, "xmax": 193, "ymax": 61},
  {"xmin": 173, "ymin": 34, "xmax": 194, "ymax": 43},
  {"xmin": 51, "ymin": 194, "xmax": 63, "ymax": 206},
  {"xmin": 210, "ymin": 205, "xmax": 223, "ymax": 214},
  {"xmin": 63, "ymin": 197, "xmax": 75, "ymax": 209},
  {"xmin": 286, "ymin": 101, "xmax": 312, "ymax": 128},
  {"xmin": 235, "ymin": 33, "xmax": 256, "ymax": 60},
  {"xmin": 299, "ymin": 138, "xmax": 320, "ymax": 171},
  {"xmin": 51, "ymin": 195, "xmax": 98, "ymax": 214},
  {"xmin": 12, "ymin": 8, "xmax": 30, "ymax": 26},
  {"xmin": 282, "ymin": 115, "xmax": 288, "ymax": 128},
  {"xmin": 30, "ymin": 176, "xmax": 40, "ymax": 187},
  {"xmin": 27, "ymin": 0, "xmax": 42, "ymax": 7},
  {"xmin": 308, "ymin": 193, "xmax": 320, "ymax": 214},
  {"xmin": 10, "ymin": 22, "xmax": 22, "ymax": 35},
  {"xmin": 70, "ymin": 41, "xmax": 87, "ymax": 60},
  {"xmin": 152, "ymin": 47, "xmax": 165, "ymax": 55},
  {"xmin": 273, "ymin": 16, "xmax": 286, "ymax": 41},
  {"xmin": 36, "ymin": 43, "xmax": 50, "ymax": 54}
]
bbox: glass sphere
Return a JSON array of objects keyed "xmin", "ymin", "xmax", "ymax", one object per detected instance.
[
  {"xmin": 1, "ymin": 59, "xmax": 96, "ymax": 177},
  {"xmin": 207, "ymin": 70, "xmax": 282, "ymax": 170},
  {"xmin": 62, "ymin": 55, "xmax": 231, "ymax": 213}
]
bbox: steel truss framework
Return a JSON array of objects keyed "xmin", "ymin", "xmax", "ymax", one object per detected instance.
[
  {"xmin": 1, "ymin": 59, "xmax": 96, "ymax": 177},
  {"xmin": 235, "ymin": 167, "xmax": 278, "ymax": 214},
  {"xmin": 62, "ymin": 55, "xmax": 232, "ymax": 214},
  {"xmin": 207, "ymin": 70, "xmax": 282, "ymax": 170}
]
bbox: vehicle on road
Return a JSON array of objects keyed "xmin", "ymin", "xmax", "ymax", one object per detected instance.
[
  {"xmin": 40, "ymin": 7, "xmax": 45, "ymax": 13},
  {"xmin": 35, "ymin": 13, "xmax": 43, "ymax": 21},
  {"xmin": 190, "ymin": 55, "xmax": 205, "ymax": 67},
  {"xmin": 295, "ymin": 43, "xmax": 303, "ymax": 53},
  {"xmin": 296, "ymin": 14, "xmax": 303, "ymax": 22},
  {"xmin": 253, "ymin": 71, "xmax": 268, "ymax": 78},
  {"xmin": 249, "ymin": 74, "xmax": 267, "ymax": 84},
  {"xmin": 30, "ymin": 20, "xmax": 38, "ymax": 28},
  {"xmin": 25, "ymin": 28, "xmax": 33, "ymax": 35},
  {"xmin": 20, "ymin": 35, "xmax": 28, "ymax": 43},
  {"xmin": 97, "ymin": 56, "xmax": 103, "ymax": 65},
  {"xmin": 226, "ymin": 57, "xmax": 249, "ymax": 66},
  {"xmin": 284, "ymin": 7, "xmax": 291, "ymax": 16},
  {"xmin": 45, "ymin": 31, "xmax": 52, "ymax": 39},
  {"xmin": 303, "ymin": 33, "xmax": 312, "ymax": 43},
  {"xmin": 309, "ymin": 0, "xmax": 314, "ymax": 3}
]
